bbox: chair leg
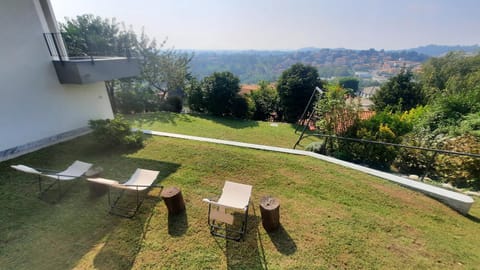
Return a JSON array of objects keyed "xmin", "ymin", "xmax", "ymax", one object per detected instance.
[
  {"xmin": 207, "ymin": 206, "xmax": 249, "ymax": 242},
  {"xmin": 108, "ymin": 188, "xmax": 149, "ymax": 218}
]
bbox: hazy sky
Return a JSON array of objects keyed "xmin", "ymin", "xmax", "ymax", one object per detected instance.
[{"xmin": 50, "ymin": 0, "xmax": 480, "ymax": 51}]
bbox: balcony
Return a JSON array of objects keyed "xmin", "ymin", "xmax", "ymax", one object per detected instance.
[{"xmin": 44, "ymin": 33, "xmax": 140, "ymax": 84}]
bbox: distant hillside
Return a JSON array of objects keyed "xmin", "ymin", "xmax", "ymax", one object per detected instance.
[
  {"xmin": 189, "ymin": 48, "xmax": 429, "ymax": 84},
  {"xmin": 407, "ymin": 44, "xmax": 480, "ymax": 57}
]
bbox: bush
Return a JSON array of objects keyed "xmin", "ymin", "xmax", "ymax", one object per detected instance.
[
  {"xmin": 89, "ymin": 116, "xmax": 144, "ymax": 149},
  {"xmin": 250, "ymin": 81, "xmax": 279, "ymax": 121},
  {"xmin": 160, "ymin": 95, "xmax": 183, "ymax": 113},
  {"xmin": 337, "ymin": 112, "xmax": 411, "ymax": 170},
  {"xmin": 394, "ymin": 130, "xmax": 443, "ymax": 175},
  {"xmin": 305, "ymin": 142, "xmax": 325, "ymax": 154},
  {"xmin": 434, "ymin": 134, "xmax": 480, "ymax": 189},
  {"xmin": 231, "ymin": 94, "xmax": 255, "ymax": 119},
  {"xmin": 202, "ymin": 71, "xmax": 241, "ymax": 116},
  {"xmin": 116, "ymin": 90, "xmax": 144, "ymax": 113}
]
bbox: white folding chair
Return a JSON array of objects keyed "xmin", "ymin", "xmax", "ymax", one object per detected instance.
[
  {"xmin": 11, "ymin": 160, "xmax": 92, "ymax": 201},
  {"xmin": 203, "ymin": 181, "xmax": 252, "ymax": 241},
  {"xmin": 87, "ymin": 169, "xmax": 161, "ymax": 218}
]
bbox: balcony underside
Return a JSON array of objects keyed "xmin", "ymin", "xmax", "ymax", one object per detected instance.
[{"xmin": 52, "ymin": 57, "xmax": 140, "ymax": 84}]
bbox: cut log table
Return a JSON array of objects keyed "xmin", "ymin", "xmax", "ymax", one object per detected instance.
[
  {"xmin": 161, "ymin": 187, "xmax": 185, "ymax": 215},
  {"xmin": 85, "ymin": 166, "xmax": 106, "ymax": 196},
  {"xmin": 260, "ymin": 196, "xmax": 280, "ymax": 232}
]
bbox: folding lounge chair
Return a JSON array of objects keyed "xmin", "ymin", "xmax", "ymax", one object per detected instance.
[
  {"xmin": 11, "ymin": 160, "xmax": 92, "ymax": 201},
  {"xmin": 86, "ymin": 169, "xmax": 161, "ymax": 218},
  {"xmin": 203, "ymin": 181, "xmax": 253, "ymax": 241}
]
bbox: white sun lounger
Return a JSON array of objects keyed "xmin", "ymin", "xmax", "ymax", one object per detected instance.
[
  {"xmin": 87, "ymin": 168, "xmax": 161, "ymax": 218},
  {"xmin": 203, "ymin": 181, "xmax": 252, "ymax": 241},
  {"xmin": 11, "ymin": 160, "xmax": 92, "ymax": 201}
]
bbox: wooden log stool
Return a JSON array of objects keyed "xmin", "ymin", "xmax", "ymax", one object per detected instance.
[
  {"xmin": 260, "ymin": 196, "xmax": 280, "ymax": 232},
  {"xmin": 85, "ymin": 166, "xmax": 106, "ymax": 196},
  {"xmin": 161, "ymin": 187, "xmax": 186, "ymax": 215}
]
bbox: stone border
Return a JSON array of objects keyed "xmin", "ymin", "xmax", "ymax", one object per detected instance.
[{"xmin": 143, "ymin": 130, "xmax": 474, "ymax": 215}]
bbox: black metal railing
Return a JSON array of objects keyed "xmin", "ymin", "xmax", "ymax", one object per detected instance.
[{"xmin": 300, "ymin": 132, "xmax": 480, "ymax": 184}]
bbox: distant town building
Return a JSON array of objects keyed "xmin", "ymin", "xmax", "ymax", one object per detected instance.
[
  {"xmin": 359, "ymin": 86, "xmax": 380, "ymax": 98},
  {"xmin": 354, "ymin": 71, "xmax": 372, "ymax": 79}
]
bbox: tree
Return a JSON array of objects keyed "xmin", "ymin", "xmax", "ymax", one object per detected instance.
[
  {"xmin": 185, "ymin": 76, "xmax": 205, "ymax": 112},
  {"xmin": 60, "ymin": 14, "xmax": 136, "ymax": 57},
  {"xmin": 277, "ymin": 63, "xmax": 323, "ymax": 122},
  {"xmin": 249, "ymin": 81, "xmax": 279, "ymax": 120},
  {"xmin": 338, "ymin": 77, "xmax": 359, "ymax": 96},
  {"xmin": 372, "ymin": 68, "xmax": 424, "ymax": 112},
  {"xmin": 421, "ymin": 52, "xmax": 480, "ymax": 101},
  {"xmin": 231, "ymin": 94, "xmax": 255, "ymax": 119},
  {"xmin": 138, "ymin": 32, "xmax": 192, "ymax": 101},
  {"xmin": 202, "ymin": 72, "xmax": 241, "ymax": 116},
  {"xmin": 316, "ymin": 84, "xmax": 358, "ymax": 136}
]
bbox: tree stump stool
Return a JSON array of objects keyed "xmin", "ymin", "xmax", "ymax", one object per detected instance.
[
  {"xmin": 85, "ymin": 166, "xmax": 106, "ymax": 196},
  {"xmin": 260, "ymin": 196, "xmax": 280, "ymax": 232},
  {"xmin": 161, "ymin": 187, "xmax": 185, "ymax": 215}
]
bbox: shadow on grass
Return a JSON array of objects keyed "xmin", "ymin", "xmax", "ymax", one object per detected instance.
[
  {"xmin": 266, "ymin": 224, "xmax": 297, "ymax": 255},
  {"xmin": 466, "ymin": 214, "xmax": 480, "ymax": 223},
  {"xmin": 92, "ymin": 194, "xmax": 159, "ymax": 270},
  {"xmin": 223, "ymin": 208, "xmax": 268, "ymax": 270},
  {"xmin": 194, "ymin": 114, "xmax": 259, "ymax": 129},
  {"xmin": 125, "ymin": 111, "xmax": 193, "ymax": 127},
  {"xmin": 168, "ymin": 210, "xmax": 188, "ymax": 237}
]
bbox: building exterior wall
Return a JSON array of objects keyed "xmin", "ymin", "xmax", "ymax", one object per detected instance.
[{"xmin": 0, "ymin": 0, "xmax": 114, "ymax": 161}]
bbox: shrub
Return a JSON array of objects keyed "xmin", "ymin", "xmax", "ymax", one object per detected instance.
[
  {"xmin": 160, "ymin": 95, "xmax": 183, "ymax": 113},
  {"xmin": 305, "ymin": 142, "xmax": 325, "ymax": 154},
  {"xmin": 202, "ymin": 71, "xmax": 240, "ymax": 116},
  {"xmin": 434, "ymin": 134, "xmax": 480, "ymax": 189},
  {"xmin": 116, "ymin": 89, "xmax": 152, "ymax": 113},
  {"xmin": 250, "ymin": 81, "xmax": 279, "ymax": 121},
  {"xmin": 89, "ymin": 116, "xmax": 144, "ymax": 149},
  {"xmin": 394, "ymin": 130, "xmax": 443, "ymax": 175},
  {"xmin": 337, "ymin": 112, "xmax": 411, "ymax": 170},
  {"xmin": 231, "ymin": 94, "xmax": 255, "ymax": 119}
]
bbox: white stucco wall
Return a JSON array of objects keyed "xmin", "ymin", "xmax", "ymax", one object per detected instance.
[{"xmin": 0, "ymin": 0, "xmax": 114, "ymax": 159}]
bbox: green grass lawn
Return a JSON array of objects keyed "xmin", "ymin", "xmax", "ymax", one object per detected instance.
[
  {"xmin": 126, "ymin": 112, "xmax": 321, "ymax": 149},
  {"xmin": 1, "ymin": 112, "xmax": 479, "ymax": 269}
]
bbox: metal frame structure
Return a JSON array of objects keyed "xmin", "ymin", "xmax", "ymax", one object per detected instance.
[
  {"xmin": 293, "ymin": 86, "xmax": 324, "ymax": 149},
  {"xmin": 107, "ymin": 184, "xmax": 163, "ymax": 218},
  {"xmin": 206, "ymin": 200, "xmax": 250, "ymax": 241}
]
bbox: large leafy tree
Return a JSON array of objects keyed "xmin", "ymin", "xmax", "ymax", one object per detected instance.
[
  {"xmin": 202, "ymin": 71, "xmax": 241, "ymax": 116},
  {"xmin": 60, "ymin": 14, "xmax": 136, "ymax": 57},
  {"xmin": 137, "ymin": 33, "xmax": 192, "ymax": 101},
  {"xmin": 372, "ymin": 68, "xmax": 424, "ymax": 112},
  {"xmin": 277, "ymin": 63, "xmax": 323, "ymax": 122}
]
